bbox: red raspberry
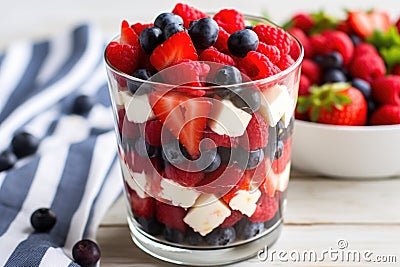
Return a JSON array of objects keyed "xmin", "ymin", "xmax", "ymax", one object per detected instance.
[
  {"xmin": 213, "ymin": 27, "xmax": 230, "ymax": 53},
  {"xmin": 156, "ymin": 201, "xmax": 187, "ymax": 232},
  {"xmin": 236, "ymin": 51, "xmax": 280, "ymax": 80},
  {"xmin": 396, "ymin": 17, "xmax": 400, "ymax": 33},
  {"xmin": 249, "ymin": 192, "xmax": 279, "ymax": 223},
  {"xmin": 105, "ymin": 41, "xmax": 141, "ymax": 74},
  {"xmin": 322, "ymin": 30, "xmax": 354, "ymax": 66},
  {"xmin": 256, "ymin": 42, "xmax": 281, "ymax": 64},
  {"xmin": 349, "ymin": 53, "xmax": 386, "ymax": 83},
  {"xmin": 203, "ymin": 128, "xmax": 239, "ymax": 149},
  {"xmin": 125, "ymin": 150, "xmax": 162, "ymax": 175},
  {"xmin": 252, "ymin": 24, "xmax": 292, "ymax": 56},
  {"xmin": 290, "ymin": 12, "xmax": 314, "ymax": 33},
  {"xmin": 299, "ymin": 74, "xmax": 312, "ymax": 96},
  {"xmin": 164, "ymin": 163, "xmax": 204, "ymax": 187},
  {"xmin": 121, "ymin": 118, "xmax": 140, "ymax": 139},
  {"xmin": 199, "ymin": 47, "xmax": 236, "ymax": 66},
  {"xmin": 353, "ymin": 43, "xmax": 379, "ymax": 57},
  {"xmin": 392, "ymin": 64, "xmax": 400, "ymax": 75},
  {"xmin": 308, "ymin": 34, "xmax": 329, "ymax": 56},
  {"xmin": 172, "ymin": 3, "xmax": 208, "ymax": 28},
  {"xmin": 130, "ymin": 191, "xmax": 156, "ymax": 218},
  {"xmin": 301, "ymin": 58, "xmax": 321, "ymax": 84},
  {"xmin": 196, "ymin": 164, "xmax": 243, "ymax": 195},
  {"xmin": 240, "ymin": 112, "xmax": 269, "ymax": 151},
  {"xmin": 276, "ymin": 54, "xmax": 295, "ymax": 71},
  {"xmin": 287, "ymin": 27, "xmax": 312, "ymax": 59},
  {"xmin": 369, "ymin": 105, "xmax": 400, "ymax": 125},
  {"xmin": 220, "ymin": 210, "xmax": 243, "ymax": 227},
  {"xmin": 371, "ymin": 75, "xmax": 400, "ymax": 105},
  {"xmin": 144, "ymin": 119, "xmax": 162, "ymax": 147},
  {"xmin": 131, "ymin": 22, "xmax": 154, "ymax": 35},
  {"xmin": 213, "ymin": 9, "xmax": 245, "ymax": 34}
]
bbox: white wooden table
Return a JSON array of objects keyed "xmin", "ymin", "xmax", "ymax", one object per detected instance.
[
  {"xmin": 3, "ymin": 1, "xmax": 400, "ymax": 266},
  {"xmin": 98, "ymin": 169, "xmax": 400, "ymax": 266}
]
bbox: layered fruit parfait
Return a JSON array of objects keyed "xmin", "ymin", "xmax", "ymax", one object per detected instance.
[{"xmin": 104, "ymin": 2, "xmax": 302, "ymax": 261}]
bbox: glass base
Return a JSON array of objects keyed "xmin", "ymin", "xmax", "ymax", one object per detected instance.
[{"xmin": 127, "ymin": 214, "xmax": 283, "ymax": 266}]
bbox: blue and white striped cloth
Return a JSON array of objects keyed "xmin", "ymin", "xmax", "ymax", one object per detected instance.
[{"xmin": 0, "ymin": 24, "xmax": 123, "ymax": 266}]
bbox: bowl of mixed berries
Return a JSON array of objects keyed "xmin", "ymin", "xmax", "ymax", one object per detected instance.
[{"xmin": 287, "ymin": 9, "xmax": 400, "ymax": 178}]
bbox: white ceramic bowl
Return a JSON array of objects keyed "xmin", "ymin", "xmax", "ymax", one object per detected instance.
[{"xmin": 291, "ymin": 120, "xmax": 400, "ymax": 179}]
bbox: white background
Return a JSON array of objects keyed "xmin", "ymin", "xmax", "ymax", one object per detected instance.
[{"xmin": 1, "ymin": 0, "xmax": 399, "ymax": 51}]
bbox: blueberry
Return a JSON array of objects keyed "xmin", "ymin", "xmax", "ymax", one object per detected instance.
[
  {"xmin": 264, "ymin": 209, "xmax": 281, "ymax": 229},
  {"xmin": 162, "ymin": 140, "xmax": 188, "ymax": 165},
  {"xmin": 322, "ymin": 68, "xmax": 347, "ymax": 83},
  {"xmin": 163, "ymin": 23, "xmax": 185, "ymax": 39},
  {"xmin": 128, "ymin": 69, "xmax": 153, "ymax": 95},
  {"xmin": 185, "ymin": 230, "xmax": 204, "ymax": 245},
  {"xmin": 214, "ymin": 66, "xmax": 242, "ymax": 86},
  {"xmin": 321, "ymin": 51, "xmax": 343, "ymax": 69},
  {"xmin": 163, "ymin": 226, "xmax": 185, "ymax": 243},
  {"xmin": 139, "ymin": 26, "xmax": 163, "ymax": 54},
  {"xmin": 352, "ymin": 78, "xmax": 371, "ymax": 99},
  {"xmin": 196, "ymin": 150, "xmax": 221, "ymax": 173},
  {"xmin": 205, "ymin": 227, "xmax": 236, "ymax": 246},
  {"xmin": 367, "ymin": 99, "xmax": 377, "ymax": 116},
  {"xmin": 30, "ymin": 208, "xmax": 57, "ymax": 232},
  {"xmin": 136, "ymin": 216, "xmax": 164, "ymax": 235},
  {"xmin": 72, "ymin": 239, "xmax": 101, "ymax": 267},
  {"xmin": 349, "ymin": 34, "xmax": 362, "ymax": 46},
  {"xmin": 228, "ymin": 29, "xmax": 259, "ymax": 58},
  {"xmin": 135, "ymin": 137, "xmax": 159, "ymax": 158},
  {"xmin": 217, "ymin": 147, "xmax": 232, "ymax": 164},
  {"xmin": 154, "ymin": 13, "xmax": 183, "ymax": 30},
  {"xmin": 274, "ymin": 140, "xmax": 284, "ymax": 160},
  {"xmin": 11, "ymin": 131, "xmax": 40, "ymax": 158},
  {"xmin": 230, "ymin": 87, "xmax": 261, "ymax": 114},
  {"xmin": 235, "ymin": 218, "xmax": 264, "ymax": 240},
  {"xmin": 71, "ymin": 94, "xmax": 95, "ymax": 115},
  {"xmin": 189, "ymin": 18, "xmax": 219, "ymax": 50},
  {"xmin": 246, "ymin": 148, "xmax": 264, "ymax": 170},
  {"xmin": 0, "ymin": 150, "xmax": 17, "ymax": 172}
]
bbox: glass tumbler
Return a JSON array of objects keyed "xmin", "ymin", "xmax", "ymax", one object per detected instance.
[{"xmin": 105, "ymin": 15, "xmax": 303, "ymax": 266}]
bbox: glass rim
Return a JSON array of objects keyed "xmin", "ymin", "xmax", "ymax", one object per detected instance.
[{"xmin": 104, "ymin": 14, "xmax": 304, "ymax": 89}]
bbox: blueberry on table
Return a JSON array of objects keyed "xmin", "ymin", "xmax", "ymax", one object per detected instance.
[
  {"xmin": 72, "ymin": 239, "xmax": 101, "ymax": 267},
  {"xmin": 139, "ymin": 26, "xmax": 163, "ymax": 54},
  {"xmin": 72, "ymin": 94, "xmax": 95, "ymax": 115},
  {"xmin": 154, "ymin": 13, "xmax": 183, "ymax": 30},
  {"xmin": 228, "ymin": 29, "xmax": 259, "ymax": 58},
  {"xmin": 205, "ymin": 227, "xmax": 236, "ymax": 246},
  {"xmin": 0, "ymin": 150, "xmax": 17, "ymax": 172},
  {"xmin": 11, "ymin": 131, "xmax": 40, "ymax": 158},
  {"xmin": 163, "ymin": 226, "xmax": 185, "ymax": 243},
  {"xmin": 235, "ymin": 218, "xmax": 264, "ymax": 240},
  {"xmin": 30, "ymin": 208, "xmax": 57, "ymax": 232},
  {"xmin": 189, "ymin": 17, "xmax": 219, "ymax": 50}
]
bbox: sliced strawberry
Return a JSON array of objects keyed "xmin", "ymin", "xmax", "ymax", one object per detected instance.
[
  {"xmin": 129, "ymin": 191, "xmax": 156, "ymax": 218},
  {"xmin": 150, "ymin": 31, "xmax": 198, "ymax": 71},
  {"xmin": 222, "ymin": 173, "xmax": 251, "ymax": 204},
  {"xmin": 172, "ymin": 3, "xmax": 208, "ymax": 28},
  {"xmin": 120, "ymin": 20, "xmax": 140, "ymax": 47},
  {"xmin": 348, "ymin": 10, "xmax": 391, "ymax": 38},
  {"xmin": 156, "ymin": 201, "xmax": 187, "ymax": 232},
  {"xmin": 213, "ymin": 9, "xmax": 245, "ymax": 34},
  {"xmin": 149, "ymin": 91, "xmax": 211, "ymax": 157},
  {"xmin": 131, "ymin": 22, "xmax": 154, "ymax": 35}
]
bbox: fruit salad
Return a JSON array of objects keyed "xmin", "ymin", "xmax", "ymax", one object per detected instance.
[
  {"xmin": 104, "ymin": 3, "xmax": 302, "ymax": 249},
  {"xmin": 285, "ymin": 10, "xmax": 400, "ymax": 126}
]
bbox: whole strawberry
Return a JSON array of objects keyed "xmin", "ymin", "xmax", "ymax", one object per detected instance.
[{"xmin": 297, "ymin": 83, "xmax": 368, "ymax": 126}]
